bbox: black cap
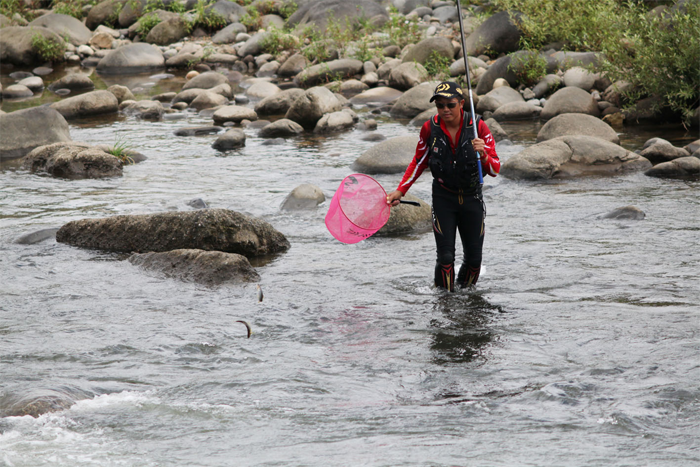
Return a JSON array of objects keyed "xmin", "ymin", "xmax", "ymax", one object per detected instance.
[{"xmin": 429, "ymin": 81, "xmax": 465, "ymax": 102}]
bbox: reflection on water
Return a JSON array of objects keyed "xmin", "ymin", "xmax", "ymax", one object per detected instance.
[{"xmin": 430, "ymin": 291, "xmax": 503, "ymax": 365}]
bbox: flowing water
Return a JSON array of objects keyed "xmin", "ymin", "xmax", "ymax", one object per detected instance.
[{"xmin": 1, "ymin": 73, "xmax": 699, "ymax": 466}]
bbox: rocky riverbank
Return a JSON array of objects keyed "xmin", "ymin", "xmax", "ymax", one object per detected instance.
[{"xmin": 1, "ymin": 0, "xmax": 698, "ymax": 285}]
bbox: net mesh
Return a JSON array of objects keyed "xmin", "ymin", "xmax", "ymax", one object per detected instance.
[{"xmin": 325, "ymin": 174, "xmax": 391, "ymax": 244}]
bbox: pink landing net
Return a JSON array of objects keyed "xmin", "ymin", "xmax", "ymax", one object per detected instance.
[{"xmin": 325, "ymin": 174, "xmax": 391, "ymax": 244}]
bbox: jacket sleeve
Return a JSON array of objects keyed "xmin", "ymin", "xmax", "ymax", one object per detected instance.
[
  {"xmin": 478, "ymin": 119, "xmax": 500, "ymax": 177},
  {"xmin": 396, "ymin": 120, "xmax": 432, "ymax": 195}
]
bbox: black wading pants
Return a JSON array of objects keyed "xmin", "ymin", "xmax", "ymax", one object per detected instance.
[{"xmin": 431, "ymin": 182, "xmax": 485, "ymax": 291}]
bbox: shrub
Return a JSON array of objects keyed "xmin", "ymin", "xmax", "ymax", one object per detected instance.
[
  {"xmin": 382, "ymin": 7, "xmax": 422, "ymax": 49},
  {"xmin": 598, "ymin": 2, "xmax": 700, "ymax": 124},
  {"xmin": 279, "ymin": 0, "xmax": 297, "ymax": 19},
  {"xmin": 492, "ymin": 0, "xmax": 623, "ymax": 51},
  {"xmin": 240, "ymin": 5, "xmax": 262, "ymax": 30},
  {"xmin": 137, "ymin": 12, "xmax": 161, "ymax": 35},
  {"xmin": 191, "ymin": 0, "xmax": 227, "ymax": 31},
  {"xmin": 52, "ymin": 0, "xmax": 85, "ymax": 19},
  {"xmin": 424, "ymin": 50, "xmax": 452, "ymax": 79},
  {"xmin": 508, "ymin": 50, "xmax": 547, "ymax": 86},
  {"xmin": 261, "ymin": 25, "xmax": 299, "ymax": 54},
  {"xmin": 31, "ymin": 32, "xmax": 66, "ymax": 62}
]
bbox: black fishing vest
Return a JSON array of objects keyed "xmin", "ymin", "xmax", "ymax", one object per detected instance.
[{"xmin": 428, "ymin": 113, "xmax": 482, "ymax": 194}]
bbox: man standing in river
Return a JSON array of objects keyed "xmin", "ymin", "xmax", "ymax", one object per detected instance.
[{"xmin": 386, "ymin": 81, "xmax": 500, "ymax": 292}]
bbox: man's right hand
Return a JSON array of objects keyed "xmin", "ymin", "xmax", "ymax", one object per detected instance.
[{"xmin": 386, "ymin": 190, "xmax": 404, "ymax": 207}]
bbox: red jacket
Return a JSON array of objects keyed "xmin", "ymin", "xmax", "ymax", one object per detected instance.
[{"xmin": 396, "ymin": 112, "xmax": 500, "ymax": 195}]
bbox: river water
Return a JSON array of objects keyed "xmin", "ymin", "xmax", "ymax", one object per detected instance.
[{"xmin": 1, "ymin": 72, "xmax": 699, "ymax": 466}]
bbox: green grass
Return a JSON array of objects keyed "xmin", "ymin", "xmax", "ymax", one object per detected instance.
[{"xmin": 31, "ymin": 32, "xmax": 66, "ymax": 62}]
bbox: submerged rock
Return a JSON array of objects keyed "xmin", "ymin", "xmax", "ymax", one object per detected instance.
[
  {"xmin": 280, "ymin": 184, "xmax": 325, "ymax": 210},
  {"xmin": 258, "ymin": 118, "xmax": 304, "ymax": 137},
  {"xmin": 14, "ymin": 227, "xmax": 60, "ymax": 245},
  {"xmin": 48, "ymin": 74, "xmax": 95, "ymax": 92},
  {"xmin": 601, "ymin": 206, "xmax": 646, "ymax": 220},
  {"xmin": 129, "ymin": 249, "xmax": 260, "ymax": 286},
  {"xmin": 56, "ymin": 209, "xmax": 290, "ymax": 257},
  {"xmin": 0, "ymin": 107, "xmax": 71, "ymax": 160},
  {"xmin": 96, "ymin": 43, "xmax": 165, "ymax": 74},
  {"xmin": 501, "ymin": 135, "xmax": 651, "ymax": 180},
  {"xmin": 22, "ymin": 142, "xmax": 123, "ymax": 179},
  {"xmin": 212, "ymin": 128, "xmax": 246, "ymax": 150}
]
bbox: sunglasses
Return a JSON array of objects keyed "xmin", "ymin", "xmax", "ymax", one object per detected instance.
[{"xmin": 435, "ymin": 102, "xmax": 459, "ymax": 109}]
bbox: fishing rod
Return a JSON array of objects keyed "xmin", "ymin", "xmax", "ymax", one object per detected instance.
[{"xmin": 455, "ymin": 0, "xmax": 484, "ymax": 185}]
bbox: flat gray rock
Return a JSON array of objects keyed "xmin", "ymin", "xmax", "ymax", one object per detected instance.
[
  {"xmin": 129, "ymin": 249, "xmax": 260, "ymax": 286},
  {"xmin": 501, "ymin": 135, "xmax": 651, "ymax": 180},
  {"xmin": 56, "ymin": 209, "xmax": 290, "ymax": 257}
]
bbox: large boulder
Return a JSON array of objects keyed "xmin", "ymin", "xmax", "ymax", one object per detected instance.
[
  {"xmin": 129, "ymin": 249, "xmax": 260, "ymax": 286},
  {"xmin": 537, "ymin": 113, "xmax": 619, "ymax": 144},
  {"xmin": 86, "ymin": 0, "xmax": 126, "ymax": 30},
  {"xmin": 285, "ymin": 86, "xmax": 342, "ymax": 129},
  {"xmin": 0, "ymin": 107, "xmax": 71, "ymax": 160},
  {"xmin": 349, "ymin": 86, "xmax": 403, "ymax": 106},
  {"xmin": 389, "ymin": 82, "xmax": 436, "ymax": 118},
  {"xmin": 48, "ymin": 74, "xmax": 95, "ymax": 92},
  {"xmin": 212, "ymin": 105, "xmax": 258, "ymax": 125},
  {"xmin": 639, "ymin": 141, "xmax": 691, "ymax": 165},
  {"xmin": 96, "ymin": 43, "xmax": 165, "ymax": 75},
  {"xmin": 50, "ymin": 90, "xmax": 119, "ymax": 119},
  {"xmin": 388, "ymin": 62, "xmax": 428, "ymax": 90},
  {"xmin": 258, "ymin": 118, "xmax": 304, "ymax": 137},
  {"xmin": 351, "ymin": 135, "xmax": 419, "ymax": 174},
  {"xmin": 56, "ymin": 209, "xmax": 291, "ymax": 257},
  {"xmin": 540, "ymin": 87, "xmax": 600, "ymax": 120},
  {"xmin": 501, "ymin": 135, "xmax": 651, "ymax": 180},
  {"xmin": 22, "ymin": 142, "xmax": 122, "ymax": 179},
  {"xmin": 254, "ymin": 88, "xmax": 305, "ymax": 116},
  {"xmin": 401, "ymin": 36, "xmax": 454, "ymax": 66},
  {"xmin": 0, "ymin": 26, "xmax": 65, "ymax": 66},
  {"xmin": 376, "ymin": 193, "xmax": 431, "ymax": 236},
  {"xmin": 28, "ymin": 13, "xmax": 91, "ymax": 46},
  {"xmin": 212, "ymin": 128, "xmax": 246, "ymax": 150},
  {"xmin": 287, "ymin": 0, "xmax": 387, "ymax": 32},
  {"xmin": 644, "ymin": 156, "xmax": 700, "ymax": 179},
  {"xmin": 280, "ymin": 183, "xmax": 325, "ymax": 210},
  {"xmin": 296, "ymin": 59, "xmax": 364, "ymax": 87},
  {"xmin": 145, "ymin": 17, "xmax": 189, "ymax": 46},
  {"xmin": 465, "ymin": 11, "xmax": 521, "ymax": 56},
  {"xmin": 476, "ymin": 86, "xmax": 524, "ymax": 113}
]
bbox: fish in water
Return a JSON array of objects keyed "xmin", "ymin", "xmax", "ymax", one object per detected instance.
[
  {"xmin": 236, "ymin": 320, "xmax": 252, "ymax": 338},
  {"xmin": 256, "ymin": 284, "xmax": 263, "ymax": 303}
]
